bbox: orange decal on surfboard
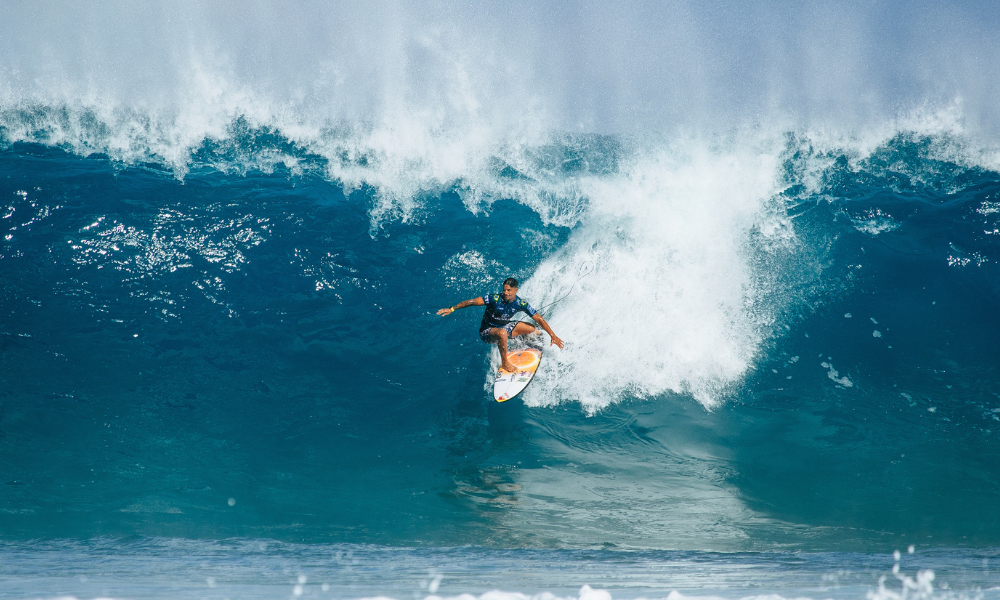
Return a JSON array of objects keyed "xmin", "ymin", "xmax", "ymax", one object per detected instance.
[{"xmin": 493, "ymin": 347, "xmax": 542, "ymax": 402}]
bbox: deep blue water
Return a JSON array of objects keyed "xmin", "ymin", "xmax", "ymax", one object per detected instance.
[
  {"xmin": 5, "ymin": 128, "xmax": 1000, "ymax": 554},
  {"xmin": 0, "ymin": 8, "xmax": 1000, "ymax": 584},
  {"xmin": 5, "ymin": 3, "xmax": 1000, "ymax": 588}
]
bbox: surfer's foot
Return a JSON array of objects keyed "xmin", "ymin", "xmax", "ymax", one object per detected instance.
[{"xmin": 500, "ymin": 362, "xmax": 517, "ymax": 374}]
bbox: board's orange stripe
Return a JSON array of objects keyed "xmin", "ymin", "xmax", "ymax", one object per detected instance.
[{"xmin": 508, "ymin": 350, "xmax": 539, "ymax": 369}]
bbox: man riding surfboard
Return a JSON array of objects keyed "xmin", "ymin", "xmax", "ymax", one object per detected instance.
[{"xmin": 437, "ymin": 277, "xmax": 565, "ymax": 373}]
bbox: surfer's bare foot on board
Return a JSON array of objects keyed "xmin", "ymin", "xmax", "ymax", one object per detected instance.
[{"xmin": 499, "ymin": 359, "xmax": 517, "ymax": 373}]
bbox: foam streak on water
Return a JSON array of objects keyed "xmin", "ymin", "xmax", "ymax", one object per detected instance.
[{"xmin": 0, "ymin": 539, "xmax": 995, "ymax": 600}]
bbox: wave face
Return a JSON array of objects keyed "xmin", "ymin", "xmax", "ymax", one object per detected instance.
[
  {"xmin": 4, "ymin": 115, "xmax": 1000, "ymax": 550},
  {"xmin": 3, "ymin": 1, "xmax": 1000, "ymax": 554}
]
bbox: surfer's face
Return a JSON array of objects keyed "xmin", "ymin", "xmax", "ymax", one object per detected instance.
[{"xmin": 501, "ymin": 284, "xmax": 517, "ymax": 302}]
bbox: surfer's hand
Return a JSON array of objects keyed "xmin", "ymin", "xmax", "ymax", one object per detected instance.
[
  {"xmin": 436, "ymin": 307, "xmax": 455, "ymax": 316},
  {"xmin": 550, "ymin": 335, "xmax": 565, "ymax": 349}
]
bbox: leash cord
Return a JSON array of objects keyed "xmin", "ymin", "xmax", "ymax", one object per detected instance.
[{"xmin": 511, "ymin": 260, "xmax": 594, "ymax": 327}]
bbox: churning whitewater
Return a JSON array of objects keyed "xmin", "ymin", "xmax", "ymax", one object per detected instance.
[{"xmin": 4, "ymin": 1, "xmax": 1000, "ymax": 599}]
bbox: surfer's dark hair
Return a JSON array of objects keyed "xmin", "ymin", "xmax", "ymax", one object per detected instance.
[{"xmin": 503, "ymin": 277, "xmax": 519, "ymax": 288}]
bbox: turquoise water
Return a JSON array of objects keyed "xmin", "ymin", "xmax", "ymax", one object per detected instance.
[
  {"xmin": 4, "ymin": 131, "xmax": 1000, "ymax": 551},
  {"xmin": 4, "ymin": 1, "xmax": 1000, "ymax": 598}
]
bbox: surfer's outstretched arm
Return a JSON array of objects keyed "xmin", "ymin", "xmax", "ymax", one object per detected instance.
[
  {"xmin": 531, "ymin": 313, "xmax": 564, "ymax": 349},
  {"xmin": 437, "ymin": 296, "xmax": 485, "ymax": 316}
]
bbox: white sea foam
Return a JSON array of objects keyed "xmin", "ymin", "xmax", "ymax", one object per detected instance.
[
  {"xmin": 4, "ymin": 0, "xmax": 1000, "ymax": 175},
  {"xmin": 519, "ymin": 134, "xmax": 807, "ymax": 411},
  {"xmin": 442, "ymin": 251, "xmax": 510, "ymax": 290},
  {"xmin": 852, "ymin": 209, "xmax": 900, "ymax": 235},
  {"xmin": 820, "ymin": 362, "xmax": 854, "ymax": 388}
]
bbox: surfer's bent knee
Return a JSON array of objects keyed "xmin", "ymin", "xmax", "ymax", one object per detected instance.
[{"xmin": 512, "ymin": 323, "xmax": 537, "ymax": 337}]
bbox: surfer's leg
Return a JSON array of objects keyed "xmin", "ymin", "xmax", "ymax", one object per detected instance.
[
  {"xmin": 493, "ymin": 328, "xmax": 516, "ymax": 373},
  {"xmin": 510, "ymin": 322, "xmax": 538, "ymax": 338}
]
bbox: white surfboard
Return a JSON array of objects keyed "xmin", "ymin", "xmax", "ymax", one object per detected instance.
[{"xmin": 493, "ymin": 347, "xmax": 543, "ymax": 402}]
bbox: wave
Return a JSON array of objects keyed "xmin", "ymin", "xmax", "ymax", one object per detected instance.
[
  {"xmin": 6, "ymin": 102, "xmax": 982, "ymax": 413},
  {"xmin": 4, "ymin": 107, "xmax": 1000, "ymax": 548},
  {"xmin": 4, "ymin": 1, "xmax": 1000, "ymax": 550}
]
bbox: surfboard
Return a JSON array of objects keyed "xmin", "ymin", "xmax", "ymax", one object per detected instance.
[{"xmin": 493, "ymin": 347, "xmax": 543, "ymax": 402}]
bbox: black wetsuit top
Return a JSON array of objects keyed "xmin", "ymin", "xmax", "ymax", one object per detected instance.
[{"xmin": 478, "ymin": 293, "xmax": 538, "ymax": 332}]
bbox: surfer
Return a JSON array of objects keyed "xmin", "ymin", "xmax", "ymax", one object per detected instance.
[{"xmin": 438, "ymin": 277, "xmax": 565, "ymax": 373}]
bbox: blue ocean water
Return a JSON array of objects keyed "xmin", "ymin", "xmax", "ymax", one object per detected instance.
[
  {"xmin": 5, "ymin": 1, "xmax": 1000, "ymax": 599},
  {"xmin": 4, "ymin": 120, "xmax": 1000, "ymax": 599}
]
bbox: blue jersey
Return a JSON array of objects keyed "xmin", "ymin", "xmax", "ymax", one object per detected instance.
[{"xmin": 479, "ymin": 294, "xmax": 537, "ymax": 331}]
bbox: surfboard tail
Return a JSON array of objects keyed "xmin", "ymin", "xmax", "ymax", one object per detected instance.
[{"xmin": 492, "ymin": 348, "xmax": 543, "ymax": 402}]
